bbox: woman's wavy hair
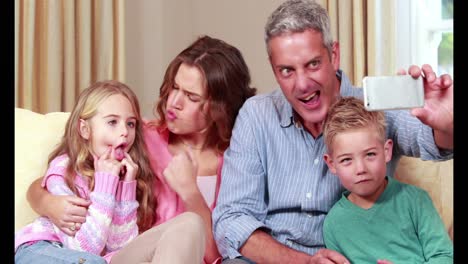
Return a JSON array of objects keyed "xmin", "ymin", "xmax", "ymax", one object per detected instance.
[
  {"xmin": 151, "ymin": 35, "xmax": 257, "ymax": 153},
  {"xmin": 48, "ymin": 80, "xmax": 156, "ymax": 232}
]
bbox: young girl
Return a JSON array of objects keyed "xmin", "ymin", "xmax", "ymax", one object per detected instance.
[
  {"xmin": 27, "ymin": 36, "xmax": 257, "ymax": 264},
  {"xmin": 15, "ymin": 80, "xmax": 157, "ymax": 263}
]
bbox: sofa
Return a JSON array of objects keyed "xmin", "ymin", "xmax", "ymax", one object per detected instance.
[
  {"xmin": 14, "ymin": 107, "xmax": 453, "ymax": 239},
  {"xmin": 15, "ymin": 108, "xmax": 70, "ymax": 231}
]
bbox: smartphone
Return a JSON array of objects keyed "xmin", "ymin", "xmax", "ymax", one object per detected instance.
[{"xmin": 362, "ymin": 75, "xmax": 424, "ymax": 111}]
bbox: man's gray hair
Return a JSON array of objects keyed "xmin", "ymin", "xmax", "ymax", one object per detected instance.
[{"xmin": 264, "ymin": 0, "xmax": 333, "ymax": 56}]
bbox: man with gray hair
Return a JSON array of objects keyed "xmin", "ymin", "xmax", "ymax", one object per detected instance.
[{"xmin": 212, "ymin": 0, "xmax": 453, "ymax": 263}]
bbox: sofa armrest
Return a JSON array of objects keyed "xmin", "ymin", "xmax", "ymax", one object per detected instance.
[
  {"xmin": 15, "ymin": 108, "xmax": 70, "ymax": 231},
  {"xmin": 394, "ymin": 156, "xmax": 453, "ymax": 238}
]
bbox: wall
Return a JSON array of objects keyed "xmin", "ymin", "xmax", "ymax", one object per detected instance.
[{"xmin": 125, "ymin": 0, "xmax": 283, "ymax": 118}]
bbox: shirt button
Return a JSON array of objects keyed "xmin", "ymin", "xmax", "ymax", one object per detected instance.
[
  {"xmin": 314, "ymin": 158, "xmax": 319, "ymax": 165},
  {"xmin": 307, "ymin": 213, "xmax": 313, "ymax": 218},
  {"xmin": 306, "ymin": 192, "xmax": 312, "ymax": 199}
]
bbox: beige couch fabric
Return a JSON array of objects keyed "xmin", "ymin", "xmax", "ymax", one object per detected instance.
[{"xmin": 15, "ymin": 108, "xmax": 70, "ymax": 231}]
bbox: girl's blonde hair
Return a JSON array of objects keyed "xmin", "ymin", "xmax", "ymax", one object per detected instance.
[
  {"xmin": 323, "ymin": 97, "xmax": 387, "ymax": 154},
  {"xmin": 48, "ymin": 80, "xmax": 156, "ymax": 232}
]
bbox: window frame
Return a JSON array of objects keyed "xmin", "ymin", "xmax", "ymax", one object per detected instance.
[{"xmin": 395, "ymin": 0, "xmax": 453, "ymax": 76}]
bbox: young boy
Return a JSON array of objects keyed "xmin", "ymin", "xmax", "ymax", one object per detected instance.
[{"xmin": 322, "ymin": 97, "xmax": 453, "ymax": 264}]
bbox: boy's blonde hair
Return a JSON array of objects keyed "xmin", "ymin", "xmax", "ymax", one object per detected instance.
[
  {"xmin": 48, "ymin": 80, "xmax": 156, "ymax": 231},
  {"xmin": 323, "ymin": 97, "xmax": 387, "ymax": 154}
]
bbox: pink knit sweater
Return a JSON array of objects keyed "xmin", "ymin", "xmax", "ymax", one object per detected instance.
[
  {"xmin": 143, "ymin": 123, "xmax": 223, "ymax": 264},
  {"xmin": 14, "ymin": 154, "xmax": 138, "ymax": 263},
  {"xmin": 143, "ymin": 123, "xmax": 223, "ymax": 225}
]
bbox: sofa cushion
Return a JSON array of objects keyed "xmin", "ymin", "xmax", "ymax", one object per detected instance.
[
  {"xmin": 15, "ymin": 108, "xmax": 70, "ymax": 231},
  {"xmin": 395, "ymin": 156, "xmax": 453, "ymax": 235}
]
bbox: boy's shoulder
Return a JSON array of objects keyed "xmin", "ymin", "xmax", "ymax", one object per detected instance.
[
  {"xmin": 391, "ymin": 177, "xmax": 429, "ymax": 197},
  {"xmin": 388, "ymin": 177, "xmax": 435, "ymax": 209},
  {"xmin": 324, "ymin": 194, "xmax": 349, "ymax": 223}
]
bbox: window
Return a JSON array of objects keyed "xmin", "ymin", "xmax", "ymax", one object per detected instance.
[{"xmin": 395, "ymin": 0, "xmax": 453, "ymax": 77}]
